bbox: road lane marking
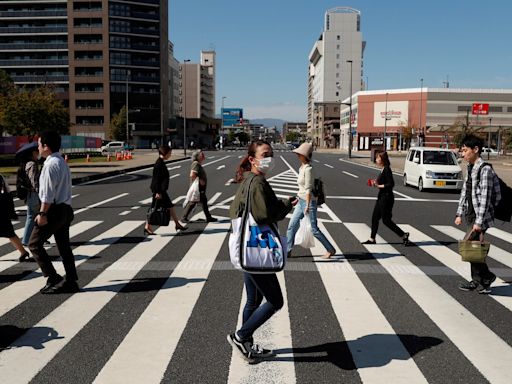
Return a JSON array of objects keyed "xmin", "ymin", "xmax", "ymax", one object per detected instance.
[
  {"xmin": 225, "ymin": 178, "xmax": 234, "ymax": 185},
  {"xmin": 217, "ymin": 165, "xmax": 226, "ymax": 170},
  {"xmin": 345, "ymin": 222, "xmax": 512, "ymax": 384},
  {"xmin": 74, "ymin": 193, "xmax": 129, "ymax": 215},
  {"xmin": 93, "ymin": 222, "xmax": 231, "ymax": 384},
  {"xmin": 326, "ymin": 196, "xmax": 458, "ymax": 202},
  {"xmin": 203, "ymin": 156, "xmax": 230, "ymax": 167},
  {"xmin": 313, "ymin": 159, "xmax": 320, "ymax": 163},
  {"xmin": 486, "ymin": 227, "xmax": 512, "ymax": 245},
  {"xmin": 324, "ymin": 163, "xmax": 334, "ymax": 168},
  {"xmin": 279, "ymin": 156, "xmax": 299, "ymax": 176},
  {"xmin": 169, "ymin": 174, "xmax": 180, "ymax": 179},
  {"xmin": 119, "ymin": 211, "xmax": 131, "ymax": 216},
  {"xmin": 339, "ymin": 158, "xmax": 403, "ymax": 177},
  {"xmin": 0, "ymin": 221, "xmax": 143, "ymax": 319},
  {"xmin": 227, "ymin": 271, "xmax": 295, "ymax": 384},
  {"xmin": 342, "ymin": 170, "xmax": 359, "ymax": 178},
  {"xmin": 167, "ymin": 165, "xmax": 181, "ymax": 170},
  {"xmin": 208, "ymin": 192, "xmax": 222, "ymax": 205},
  {"xmin": 0, "ymin": 224, "xmax": 174, "ymax": 384},
  {"xmin": 393, "ymin": 190, "xmax": 413, "ymax": 199}
]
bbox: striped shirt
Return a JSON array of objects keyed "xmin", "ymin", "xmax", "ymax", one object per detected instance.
[{"xmin": 38, "ymin": 153, "xmax": 72, "ymax": 205}]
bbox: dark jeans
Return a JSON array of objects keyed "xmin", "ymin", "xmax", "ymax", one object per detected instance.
[
  {"xmin": 370, "ymin": 193, "xmax": 405, "ymax": 239},
  {"xmin": 28, "ymin": 203, "xmax": 77, "ymax": 282},
  {"xmin": 465, "ymin": 222, "xmax": 495, "ymax": 285},
  {"xmin": 182, "ymin": 188, "xmax": 212, "ymax": 220},
  {"xmin": 237, "ymin": 272, "xmax": 284, "ymax": 341}
]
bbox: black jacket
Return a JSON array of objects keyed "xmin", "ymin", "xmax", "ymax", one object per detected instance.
[
  {"xmin": 150, "ymin": 158, "xmax": 169, "ymax": 194},
  {"xmin": 376, "ymin": 166, "xmax": 394, "ymax": 196}
]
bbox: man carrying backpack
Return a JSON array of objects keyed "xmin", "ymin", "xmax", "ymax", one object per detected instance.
[{"xmin": 455, "ymin": 134, "xmax": 501, "ymax": 294}]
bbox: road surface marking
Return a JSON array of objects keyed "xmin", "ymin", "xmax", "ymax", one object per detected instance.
[
  {"xmin": 74, "ymin": 193, "xmax": 129, "ymax": 215},
  {"xmin": 324, "ymin": 163, "xmax": 334, "ymax": 168},
  {"xmin": 217, "ymin": 165, "xmax": 226, "ymax": 170},
  {"xmin": 342, "ymin": 170, "xmax": 359, "ymax": 178}
]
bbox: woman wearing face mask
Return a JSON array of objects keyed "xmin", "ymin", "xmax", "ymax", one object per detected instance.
[
  {"xmin": 227, "ymin": 140, "xmax": 297, "ymax": 364},
  {"xmin": 286, "ymin": 142, "xmax": 336, "ymax": 259},
  {"xmin": 362, "ymin": 151, "xmax": 409, "ymax": 245}
]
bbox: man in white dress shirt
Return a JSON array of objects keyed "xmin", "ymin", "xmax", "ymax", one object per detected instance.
[{"xmin": 29, "ymin": 131, "xmax": 78, "ymax": 294}]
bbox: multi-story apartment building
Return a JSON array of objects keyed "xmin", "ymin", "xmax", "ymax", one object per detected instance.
[
  {"xmin": 0, "ymin": 0, "xmax": 169, "ymax": 146},
  {"xmin": 307, "ymin": 7, "xmax": 365, "ymax": 148},
  {"xmin": 168, "ymin": 41, "xmax": 180, "ymax": 124},
  {"xmin": 282, "ymin": 122, "xmax": 308, "ymax": 142}
]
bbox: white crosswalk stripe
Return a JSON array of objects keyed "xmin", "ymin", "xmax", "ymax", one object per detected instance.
[{"xmin": 1, "ymin": 214, "xmax": 512, "ymax": 383}]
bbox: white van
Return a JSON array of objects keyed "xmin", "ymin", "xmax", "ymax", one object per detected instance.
[{"xmin": 403, "ymin": 147, "xmax": 463, "ymax": 191}]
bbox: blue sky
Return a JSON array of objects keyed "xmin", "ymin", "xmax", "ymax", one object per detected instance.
[{"xmin": 170, "ymin": 0, "xmax": 512, "ymax": 121}]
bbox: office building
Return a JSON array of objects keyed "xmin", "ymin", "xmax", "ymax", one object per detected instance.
[
  {"xmin": 307, "ymin": 7, "xmax": 365, "ymax": 148},
  {"xmin": 0, "ymin": 0, "xmax": 169, "ymax": 146}
]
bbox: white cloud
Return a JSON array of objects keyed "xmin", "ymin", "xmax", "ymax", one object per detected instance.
[{"xmin": 243, "ymin": 103, "xmax": 307, "ymax": 122}]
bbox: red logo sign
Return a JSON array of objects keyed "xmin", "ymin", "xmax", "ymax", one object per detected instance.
[{"xmin": 472, "ymin": 103, "xmax": 489, "ymax": 115}]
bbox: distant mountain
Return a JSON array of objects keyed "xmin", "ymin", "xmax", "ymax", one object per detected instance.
[{"xmin": 250, "ymin": 118, "xmax": 286, "ymax": 131}]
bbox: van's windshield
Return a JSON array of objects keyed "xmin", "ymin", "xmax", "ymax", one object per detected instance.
[{"xmin": 422, "ymin": 151, "xmax": 456, "ymax": 165}]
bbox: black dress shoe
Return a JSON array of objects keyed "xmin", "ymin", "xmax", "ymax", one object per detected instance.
[
  {"xmin": 361, "ymin": 239, "xmax": 376, "ymax": 245},
  {"xmin": 402, "ymin": 232, "xmax": 410, "ymax": 246},
  {"xmin": 206, "ymin": 217, "xmax": 218, "ymax": 223},
  {"xmin": 49, "ymin": 281, "xmax": 80, "ymax": 294},
  {"xmin": 18, "ymin": 251, "xmax": 30, "ymax": 262},
  {"xmin": 40, "ymin": 274, "xmax": 64, "ymax": 294}
]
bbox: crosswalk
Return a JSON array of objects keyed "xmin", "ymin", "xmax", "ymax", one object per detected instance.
[{"xmin": 2, "ymin": 174, "xmax": 512, "ymax": 382}]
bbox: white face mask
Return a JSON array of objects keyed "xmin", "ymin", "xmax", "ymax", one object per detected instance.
[{"xmin": 256, "ymin": 157, "xmax": 275, "ymax": 174}]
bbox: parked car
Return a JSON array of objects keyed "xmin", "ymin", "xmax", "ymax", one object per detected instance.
[
  {"xmin": 403, "ymin": 147, "xmax": 463, "ymax": 192},
  {"xmin": 100, "ymin": 141, "xmax": 134, "ymax": 155},
  {"xmin": 481, "ymin": 147, "xmax": 499, "ymax": 157}
]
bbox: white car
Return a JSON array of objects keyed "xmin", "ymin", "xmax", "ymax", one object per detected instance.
[
  {"xmin": 100, "ymin": 141, "xmax": 134, "ymax": 155},
  {"xmin": 403, "ymin": 147, "xmax": 463, "ymax": 191},
  {"xmin": 481, "ymin": 147, "xmax": 499, "ymax": 157}
]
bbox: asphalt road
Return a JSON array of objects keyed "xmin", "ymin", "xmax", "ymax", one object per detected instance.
[{"xmin": 1, "ymin": 150, "xmax": 512, "ymax": 383}]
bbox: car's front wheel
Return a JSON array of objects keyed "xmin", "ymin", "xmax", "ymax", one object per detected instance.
[{"xmin": 418, "ymin": 177, "xmax": 424, "ymax": 192}]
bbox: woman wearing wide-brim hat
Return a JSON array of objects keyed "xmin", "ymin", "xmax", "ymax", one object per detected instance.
[{"xmin": 286, "ymin": 143, "xmax": 336, "ymax": 259}]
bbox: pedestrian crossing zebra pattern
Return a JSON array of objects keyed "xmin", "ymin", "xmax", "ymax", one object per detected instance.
[{"xmin": 1, "ymin": 209, "xmax": 512, "ymax": 383}]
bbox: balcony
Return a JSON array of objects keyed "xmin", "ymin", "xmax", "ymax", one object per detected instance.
[
  {"xmin": 131, "ymin": 11, "xmax": 159, "ymax": 20},
  {"xmin": 0, "ymin": 26, "xmax": 67, "ymax": 34},
  {"xmin": 0, "ymin": 43, "xmax": 67, "ymax": 50},
  {"xmin": 131, "ymin": 60, "xmax": 159, "ymax": 67},
  {"xmin": 10, "ymin": 75, "xmax": 69, "ymax": 82},
  {"xmin": 0, "ymin": 59, "xmax": 68, "ymax": 66},
  {"xmin": 0, "ymin": 10, "xmax": 67, "ymax": 18}
]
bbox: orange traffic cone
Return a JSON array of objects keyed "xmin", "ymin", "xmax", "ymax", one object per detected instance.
[
  {"xmin": 116, "ymin": 152, "xmax": 122, "ymax": 161},
  {"xmin": 86, "ymin": 154, "xmax": 90, "ymax": 163},
  {"xmin": 107, "ymin": 154, "xmax": 111, "ymax": 162},
  {"xmin": 64, "ymin": 154, "xmax": 68, "ymax": 163},
  {"xmin": 128, "ymin": 151, "xmax": 133, "ymax": 160}
]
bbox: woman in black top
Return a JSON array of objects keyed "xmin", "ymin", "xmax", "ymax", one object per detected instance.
[
  {"xmin": 144, "ymin": 146, "xmax": 187, "ymax": 235},
  {"xmin": 362, "ymin": 151, "xmax": 409, "ymax": 245}
]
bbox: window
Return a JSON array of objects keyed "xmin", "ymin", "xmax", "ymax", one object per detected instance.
[
  {"xmin": 336, "ymin": 44, "xmax": 340, "ymax": 49},
  {"xmin": 336, "ymin": 73, "xmax": 339, "ymax": 78},
  {"xmin": 337, "ymin": 35, "xmax": 340, "ymax": 40},
  {"xmin": 336, "ymin": 53, "xmax": 339, "ymax": 59},
  {"xmin": 336, "ymin": 91, "xmax": 339, "ymax": 97},
  {"xmin": 336, "ymin": 63, "xmax": 339, "ymax": 68},
  {"xmin": 457, "ymin": 105, "xmax": 471, "ymax": 112},
  {"xmin": 489, "ymin": 106, "xmax": 503, "ymax": 112}
]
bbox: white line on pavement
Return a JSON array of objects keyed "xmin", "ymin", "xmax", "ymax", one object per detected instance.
[
  {"xmin": 74, "ymin": 193, "xmax": 129, "ymax": 215},
  {"xmin": 339, "ymin": 158, "xmax": 403, "ymax": 177},
  {"xmin": 225, "ymin": 178, "xmax": 234, "ymax": 185},
  {"xmin": 169, "ymin": 174, "xmax": 180, "ymax": 179},
  {"xmin": 393, "ymin": 190, "xmax": 413, "ymax": 199},
  {"xmin": 342, "ymin": 170, "xmax": 359, "ymax": 178},
  {"xmin": 217, "ymin": 165, "xmax": 226, "ymax": 170},
  {"xmin": 167, "ymin": 165, "xmax": 181, "ymax": 170},
  {"xmin": 203, "ymin": 156, "xmax": 230, "ymax": 167},
  {"xmin": 324, "ymin": 163, "xmax": 334, "ymax": 168},
  {"xmin": 326, "ymin": 195, "xmax": 458, "ymax": 202}
]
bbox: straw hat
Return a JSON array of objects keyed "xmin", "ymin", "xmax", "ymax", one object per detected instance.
[{"xmin": 292, "ymin": 142, "xmax": 313, "ymax": 159}]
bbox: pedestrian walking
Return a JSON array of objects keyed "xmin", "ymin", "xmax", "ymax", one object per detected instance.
[
  {"xmin": 227, "ymin": 140, "xmax": 297, "ymax": 363},
  {"xmin": 286, "ymin": 142, "xmax": 336, "ymax": 259},
  {"xmin": 144, "ymin": 145, "xmax": 188, "ymax": 235},
  {"xmin": 181, "ymin": 149, "xmax": 217, "ymax": 223},
  {"xmin": 19, "ymin": 145, "xmax": 40, "ymax": 251},
  {"xmin": 362, "ymin": 151, "xmax": 410, "ymax": 245},
  {"xmin": 456, "ymin": 134, "xmax": 500, "ymax": 294},
  {"xmin": 28, "ymin": 131, "xmax": 78, "ymax": 294},
  {"xmin": 0, "ymin": 174, "xmax": 30, "ymax": 262}
]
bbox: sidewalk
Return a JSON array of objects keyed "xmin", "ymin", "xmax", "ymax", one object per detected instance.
[
  {"xmin": 317, "ymin": 148, "xmax": 512, "ymax": 185},
  {"xmin": 5, "ymin": 149, "xmax": 188, "ymax": 190}
]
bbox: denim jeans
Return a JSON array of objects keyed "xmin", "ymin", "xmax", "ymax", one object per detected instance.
[
  {"xmin": 286, "ymin": 198, "xmax": 335, "ymax": 253},
  {"xmin": 22, "ymin": 191, "xmax": 40, "ymax": 245},
  {"xmin": 237, "ymin": 272, "xmax": 284, "ymax": 341}
]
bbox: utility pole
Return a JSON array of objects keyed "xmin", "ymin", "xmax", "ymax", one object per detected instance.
[{"xmin": 183, "ymin": 59, "xmax": 190, "ymax": 156}]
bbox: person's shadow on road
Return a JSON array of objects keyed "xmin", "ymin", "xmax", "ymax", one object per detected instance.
[
  {"xmin": 0, "ymin": 325, "xmax": 64, "ymax": 351},
  {"xmin": 272, "ymin": 334, "xmax": 443, "ymax": 370}
]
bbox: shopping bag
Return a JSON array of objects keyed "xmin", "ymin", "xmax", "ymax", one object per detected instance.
[
  {"xmin": 183, "ymin": 178, "xmax": 200, "ymax": 207},
  {"xmin": 146, "ymin": 199, "xmax": 170, "ymax": 226},
  {"xmin": 229, "ymin": 177, "xmax": 286, "ymax": 273},
  {"xmin": 294, "ymin": 214, "xmax": 315, "ymax": 248},
  {"xmin": 458, "ymin": 240, "xmax": 490, "ymax": 263}
]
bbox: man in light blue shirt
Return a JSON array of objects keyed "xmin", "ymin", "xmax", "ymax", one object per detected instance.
[{"xmin": 29, "ymin": 131, "xmax": 77, "ymax": 294}]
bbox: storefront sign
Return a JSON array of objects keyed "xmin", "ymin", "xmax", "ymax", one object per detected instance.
[
  {"xmin": 472, "ymin": 103, "xmax": 489, "ymax": 115},
  {"xmin": 374, "ymin": 101, "xmax": 409, "ymax": 127}
]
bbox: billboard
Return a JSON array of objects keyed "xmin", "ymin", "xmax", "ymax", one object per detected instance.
[
  {"xmin": 222, "ymin": 108, "xmax": 243, "ymax": 127},
  {"xmin": 472, "ymin": 103, "xmax": 489, "ymax": 115},
  {"xmin": 373, "ymin": 101, "xmax": 409, "ymax": 127}
]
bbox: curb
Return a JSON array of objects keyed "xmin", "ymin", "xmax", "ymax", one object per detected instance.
[{"xmin": 71, "ymin": 156, "xmax": 189, "ymax": 185}]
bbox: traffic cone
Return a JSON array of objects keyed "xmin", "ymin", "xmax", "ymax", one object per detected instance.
[
  {"xmin": 64, "ymin": 154, "xmax": 68, "ymax": 163},
  {"xmin": 107, "ymin": 154, "xmax": 111, "ymax": 162},
  {"xmin": 86, "ymin": 154, "xmax": 90, "ymax": 163},
  {"xmin": 128, "ymin": 151, "xmax": 133, "ymax": 160},
  {"xmin": 116, "ymin": 152, "xmax": 122, "ymax": 161}
]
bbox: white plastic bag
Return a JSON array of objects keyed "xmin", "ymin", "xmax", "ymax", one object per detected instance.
[
  {"xmin": 183, "ymin": 178, "xmax": 200, "ymax": 207},
  {"xmin": 294, "ymin": 215, "xmax": 315, "ymax": 248}
]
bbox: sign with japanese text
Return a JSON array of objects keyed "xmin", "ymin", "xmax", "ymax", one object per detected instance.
[{"xmin": 472, "ymin": 103, "xmax": 489, "ymax": 115}]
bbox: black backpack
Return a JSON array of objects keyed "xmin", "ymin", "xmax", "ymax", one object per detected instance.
[
  {"xmin": 477, "ymin": 163, "xmax": 512, "ymax": 222},
  {"xmin": 16, "ymin": 163, "xmax": 31, "ymax": 200},
  {"xmin": 313, "ymin": 178, "xmax": 325, "ymax": 206}
]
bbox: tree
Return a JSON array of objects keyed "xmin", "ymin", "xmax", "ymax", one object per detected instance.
[
  {"xmin": 109, "ymin": 105, "xmax": 127, "ymax": 140},
  {"xmin": 286, "ymin": 131, "xmax": 300, "ymax": 143},
  {"xmin": 235, "ymin": 131, "xmax": 250, "ymax": 145},
  {"xmin": 227, "ymin": 130, "xmax": 235, "ymax": 145},
  {"xmin": 1, "ymin": 85, "xmax": 69, "ymax": 135}
]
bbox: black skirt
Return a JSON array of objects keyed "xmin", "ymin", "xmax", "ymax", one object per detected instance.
[
  {"xmin": 154, "ymin": 192, "xmax": 174, "ymax": 209},
  {"xmin": 0, "ymin": 215, "xmax": 15, "ymax": 238}
]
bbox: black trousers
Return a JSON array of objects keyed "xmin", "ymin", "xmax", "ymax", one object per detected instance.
[
  {"xmin": 29, "ymin": 203, "xmax": 77, "ymax": 282},
  {"xmin": 370, "ymin": 193, "xmax": 405, "ymax": 239},
  {"xmin": 465, "ymin": 222, "xmax": 495, "ymax": 285},
  {"xmin": 182, "ymin": 188, "xmax": 212, "ymax": 220}
]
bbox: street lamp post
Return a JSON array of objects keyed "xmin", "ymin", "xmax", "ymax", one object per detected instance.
[
  {"xmin": 488, "ymin": 117, "xmax": 492, "ymax": 160},
  {"xmin": 419, "ymin": 78, "xmax": 423, "ymax": 146},
  {"xmin": 383, "ymin": 92, "xmax": 389, "ymax": 151},
  {"xmin": 221, "ymin": 96, "xmax": 227, "ymax": 150},
  {"xmin": 125, "ymin": 70, "xmax": 131, "ymax": 144},
  {"xmin": 183, "ymin": 59, "xmax": 190, "ymax": 156},
  {"xmin": 347, "ymin": 60, "xmax": 353, "ymax": 158}
]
